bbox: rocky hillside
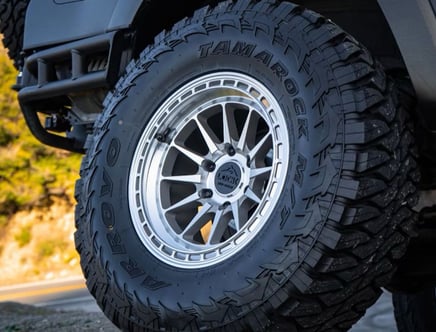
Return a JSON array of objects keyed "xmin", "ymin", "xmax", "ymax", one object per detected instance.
[{"xmin": 0, "ymin": 44, "xmax": 82, "ymax": 285}]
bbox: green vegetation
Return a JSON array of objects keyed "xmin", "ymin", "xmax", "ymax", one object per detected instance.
[
  {"xmin": 0, "ymin": 49, "xmax": 81, "ymax": 230},
  {"xmin": 14, "ymin": 226, "xmax": 32, "ymax": 248},
  {"xmin": 0, "ymin": 44, "xmax": 83, "ymax": 286},
  {"xmin": 37, "ymin": 239, "xmax": 68, "ymax": 259}
]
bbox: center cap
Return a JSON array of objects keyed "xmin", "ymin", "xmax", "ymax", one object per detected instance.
[{"xmin": 215, "ymin": 162, "xmax": 242, "ymax": 195}]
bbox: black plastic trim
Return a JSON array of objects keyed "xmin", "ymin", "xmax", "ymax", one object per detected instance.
[
  {"xmin": 20, "ymin": 72, "xmax": 107, "ymax": 104},
  {"xmin": 17, "ymin": 30, "xmax": 130, "ymax": 152},
  {"xmin": 19, "ymin": 31, "xmax": 122, "ymax": 103},
  {"xmin": 20, "ymin": 102, "xmax": 84, "ymax": 153}
]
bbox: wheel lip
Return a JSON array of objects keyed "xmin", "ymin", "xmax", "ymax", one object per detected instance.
[{"xmin": 128, "ymin": 71, "xmax": 290, "ymax": 269}]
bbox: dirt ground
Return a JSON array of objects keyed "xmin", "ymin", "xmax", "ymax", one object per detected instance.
[{"xmin": 0, "ymin": 302, "xmax": 119, "ymax": 331}]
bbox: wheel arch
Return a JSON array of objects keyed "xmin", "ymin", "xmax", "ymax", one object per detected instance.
[
  {"xmin": 129, "ymin": 0, "xmax": 409, "ymax": 73},
  {"xmin": 298, "ymin": 1, "xmax": 404, "ymax": 67}
]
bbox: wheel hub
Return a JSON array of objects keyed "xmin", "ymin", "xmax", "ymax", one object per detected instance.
[
  {"xmin": 206, "ymin": 153, "xmax": 250, "ymax": 206},
  {"xmin": 214, "ymin": 161, "xmax": 242, "ymax": 195}
]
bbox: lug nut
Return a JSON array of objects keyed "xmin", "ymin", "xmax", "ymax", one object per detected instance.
[
  {"xmin": 220, "ymin": 202, "xmax": 230, "ymax": 210},
  {"xmin": 201, "ymin": 160, "xmax": 216, "ymax": 172},
  {"xmin": 199, "ymin": 189, "xmax": 213, "ymax": 199},
  {"xmin": 225, "ymin": 143, "xmax": 236, "ymax": 156}
]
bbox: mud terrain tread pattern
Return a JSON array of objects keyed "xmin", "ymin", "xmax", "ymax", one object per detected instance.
[
  {"xmin": 75, "ymin": 1, "xmax": 418, "ymax": 331},
  {"xmin": 0, "ymin": 0, "xmax": 28, "ymax": 68}
]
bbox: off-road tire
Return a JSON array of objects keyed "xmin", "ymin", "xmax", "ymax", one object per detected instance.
[
  {"xmin": 75, "ymin": 1, "xmax": 418, "ymax": 330},
  {"xmin": 393, "ymin": 288, "xmax": 436, "ymax": 332},
  {"xmin": 0, "ymin": 0, "xmax": 29, "ymax": 68}
]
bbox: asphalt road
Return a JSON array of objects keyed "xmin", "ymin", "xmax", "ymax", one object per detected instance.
[
  {"xmin": 0, "ymin": 277, "xmax": 398, "ymax": 331},
  {"xmin": 0, "ymin": 277, "xmax": 99, "ymax": 312}
]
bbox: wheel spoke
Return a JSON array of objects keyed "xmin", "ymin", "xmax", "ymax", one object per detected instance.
[
  {"xmin": 245, "ymin": 188, "xmax": 262, "ymax": 204},
  {"xmin": 165, "ymin": 192, "xmax": 199, "ymax": 212},
  {"xmin": 162, "ymin": 174, "xmax": 202, "ymax": 184},
  {"xmin": 173, "ymin": 143, "xmax": 204, "ymax": 166},
  {"xmin": 207, "ymin": 209, "xmax": 227, "ymax": 245},
  {"xmin": 250, "ymin": 166, "xmax": 272, "ymax": 179},
  {"xmin": 231, "ymin": 202, "xmax": 243, "ymax": 231},
  {"xmin": 248, "ymin": 132, "xmax": 272, "ymax": 162},
  {"xmin": 222, "ymin": 106, "xmax": 232, "ymax": 144},
  {"xmin": 237, "ymin": 110, "xmax": 255, "ymax": 151},
  {"xmin": 181, "ymin": 203, "xmax": 213, "ymax": 238},
  {"xmin": 195, "ymin": 118, "xmax": 219, "ymax": 154}
]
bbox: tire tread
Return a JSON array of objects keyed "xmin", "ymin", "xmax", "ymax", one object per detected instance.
[
  {"xmin": 0, "ymin": 0, "xmax": 29, "ymax": 68},
  {"xmin": 75, "ymin": 1, "xmax": 419, "ymax": 331}
]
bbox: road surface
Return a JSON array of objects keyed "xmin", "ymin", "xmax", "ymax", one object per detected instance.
[
  {"xmin": 0, "ymin": 277, "xmax": 99, "ymax": 312},
  {"xmin": 0, "ymin": 277, "xmax": 398, "ymax": 331}
]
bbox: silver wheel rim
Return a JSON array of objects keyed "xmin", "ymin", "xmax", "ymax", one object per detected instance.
[{"xmin": 129, "ymin": 72, "xmax": 290, "ymax": 269}]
